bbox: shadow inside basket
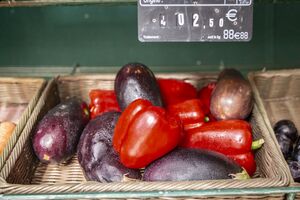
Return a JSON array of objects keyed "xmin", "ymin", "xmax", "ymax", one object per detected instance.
[{"xmin": 1, "ymin": 73, "xmax": 291, "ymax": 195}]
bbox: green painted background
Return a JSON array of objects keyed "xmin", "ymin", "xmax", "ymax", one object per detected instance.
[{"xmin": 0, "ymin": 2, "xmax": 299, "ymax": 73}]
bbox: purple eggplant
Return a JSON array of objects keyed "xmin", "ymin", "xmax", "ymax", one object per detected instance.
[
  {"xmin": 32, "ymin": 98, "xmax": 89, "ymax": 163},
  {"xmin": 143, "ymin": 148, "xmax": 248, "ymax": 181},
  {"xmin": 77, "ymin": 111, "xmax": 141, "ymax": 182},
  {"xmin": 114, "ymin": 63, "xmax": 163, "ymax": 110},
  {"xmin": 274, "ymin": 119, "xmax": 298, "ymax": 142}
]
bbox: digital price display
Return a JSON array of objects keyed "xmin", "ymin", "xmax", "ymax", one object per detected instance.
[{"xmin": 138, "ymin": 0, "xmax": 253, "ymax": 42}]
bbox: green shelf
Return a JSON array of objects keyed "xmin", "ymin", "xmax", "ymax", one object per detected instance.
[
  {"xmin": 0, "ymin": 0, "xmax": 136, "ymax": 7},
  {"xmin": 0, "ymin": 0, "xmax": 297, "ymax": 7}
]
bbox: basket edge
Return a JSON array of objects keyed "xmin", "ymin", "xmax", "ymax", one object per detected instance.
[
  {"xmin": 248, "ymin": 72, "xmax": 294, "ymax": 184},
  {"xmin": 0, "ymin": 78, "xmax": 55, "ymax": 181},
  {"xmin": 0, "ymin": 78, "xmax": 47, "ymax": 173}
]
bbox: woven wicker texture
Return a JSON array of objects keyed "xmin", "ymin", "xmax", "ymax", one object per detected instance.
[
  {"xmin": 248, "ymin": 69, "xmax": 300, "ymax": 199},
  {"xmin": 0, "ymin": 78, "xmax": 46, "ymax": 176},
  {"xmin": 0, "ymin": 73, "xmax": 291, "ymax": 199}
]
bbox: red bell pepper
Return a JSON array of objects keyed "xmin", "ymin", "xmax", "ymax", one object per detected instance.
[
  {"xmin": 89, "ymin": 89, "xmax": 121, "ymax": 119},
  {"xmin": 181, "ymin": 120, "xmax": 253, "ymax": 154},
  {"xmin": 198, "ymin": 82, "xmax": 217, "ymax": 114},
  {"xmin": 113, "ymin": 99, "xmax": 182, "ymax": 169},
  {"xmin": 113, "ymin": 99, "xmax": 152, "ymax": 153},
  {"xmin": 180, "ymin": 120, "xmax": 264, "ymax": 176},
  {"xmin": 227, "ymin": 152, "xmax": 256, "ymax": 177},
  {"xmin": 168, "ymin": 99, "xmax": 206, "ymax": 131},
  {"xmin": 158, "ymin": 78, "xmax": 197, "ymax": 107}
]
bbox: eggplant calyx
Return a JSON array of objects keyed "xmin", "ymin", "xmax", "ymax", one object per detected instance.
[
  {"xmin": 229, "ymin": 169, "xmax": 250, "ymax": 180},
  {"xmin": 251, "ymin": 138, "xmax": 265, "ymax": 150},
  {"xmin": 122, "ymin": 174, "xmax": 140, "ymax": 182}
]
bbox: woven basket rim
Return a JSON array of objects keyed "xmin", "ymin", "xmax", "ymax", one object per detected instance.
[
  {"xmin": 0, "ymin": 77, "xmax": 45, "ymax": 84},
  {"xmin": 0, "ymin": 176, "xmax": 288, "ymax": 195},
  {"xmin": 249, "ymin": 68, "xmax": 300, "ymax": 78},
  {"xmin": 0, "ymin": 73, "xmax": 292, "ymax": 195},
  {"xmin": 58, "ymin": 72, "xmax": 219, "ymax": 82}
]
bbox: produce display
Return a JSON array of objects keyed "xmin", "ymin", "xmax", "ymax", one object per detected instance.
[
  {"xmin": 0, "ymin": 121, "xmax": 16, "ymax": 154},
  {"xmin": 31, "ymin": 63, "xmax": 264, "ymax": 183},
  {"xmin": 273, "ymin": 119, "xmax": 299, "ymax": 182}
]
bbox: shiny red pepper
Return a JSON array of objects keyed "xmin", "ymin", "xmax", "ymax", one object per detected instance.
[
  {"xmin": 181, "ymin": 120, "xmax": 252, "ymax": 154},
  {"xmin": 181, "ymin": 120, "xmax": 263, "ymax": 176},
  {"xmin": 158, "ymin": 78, "xmax": 197, "ymax": 107},
  {"xmin": 113, "ymin": 99, "xmax": 182, "ymax": 169},
  {"xmin": 198, "ymin": 82, "xmax": 217, "ymax": 115},
  {"xmin": 168, "ymin": 99, "xmax": 206, "ymax": 131},
  {"xmin": 89, "ymin": 89, "xmax": 121, "ymax": 119},
  {"xmin": 227, "ymin": 152, "xmax": 256, "ymax": 177}
]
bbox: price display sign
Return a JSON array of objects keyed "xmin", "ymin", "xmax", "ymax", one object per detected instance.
[{"xmin": 138, "ymin": 0, "xmax": 253, "ymax": 42}]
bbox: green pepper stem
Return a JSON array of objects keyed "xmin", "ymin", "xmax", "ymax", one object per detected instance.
[
  {"xmin": 251, "ymin": 138, "xmax": 265, "ymax": 150},
  {"xmin": 230, "ymin": 168, "xmax": 250, "ymax": 180},
  {"xmin": 204, "ymin": 116, "xmax": 210, "ymax": 122}
]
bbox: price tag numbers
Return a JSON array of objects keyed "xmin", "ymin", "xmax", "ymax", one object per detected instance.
[{"xmin": 138, "ymin": 0, "xmax": 253, "ymax": 42}]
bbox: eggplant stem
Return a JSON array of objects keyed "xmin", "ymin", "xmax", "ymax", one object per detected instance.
[
  {"xmin": 251, "ymin": 138, "xmax": 265, "ymax": 150},
  {"xmin": 230, "ymin": 169, "xmax": 250, "ymax": 180}
]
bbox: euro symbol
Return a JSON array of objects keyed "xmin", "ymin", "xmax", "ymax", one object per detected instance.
[{"xmin": 226, "ymin": 9, "xmax": 238, "ymax": 22}]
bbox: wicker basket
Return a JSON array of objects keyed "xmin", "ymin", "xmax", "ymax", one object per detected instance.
[
  {"xmin": 0, "ymin": 73, "xmax": 291, "ymax": 199},
  {"xmin": 248, "ymin": 69, "xmax": 300, "ymax": 199},
  {"xmin": 0, "ymin": 78, "xmax": 46, "ymax": 174}
]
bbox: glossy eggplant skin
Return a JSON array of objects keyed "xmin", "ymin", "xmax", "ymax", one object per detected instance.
[
  {"xmin": 143, "ymin": 148, "xmax": 243, "ymax": 181},
  {"xmin": 292, "ymin": 137, "xmax": 300, "ymax": 161},
  {"xmin": 274, "ymin": 120, "xmax": 298, "ymax": 142},
  {"xmin": 210, "ymin": 69, "xmax": 253, "ymax": 120},
  {"xmin": 77, "ymin": 111, "xmax": 141, "ymax": 182},
  {"xmin": 114, "ymin": 63, "xmax": 163, "ymax": 111},
  {"xmin": 32, "ymin": 98, "xmax": 89, "ymax": 163},
  {"xmin": 276, "ymin": 134, "xmax": 293, "ymax": 159},
  {"xmin": 288, "ymin": 161, "xmax": 300, "ymax": 182}
]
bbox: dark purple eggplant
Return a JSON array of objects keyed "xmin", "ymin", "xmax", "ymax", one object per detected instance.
[
  {"xmin": 274, "ymin": 120, "xmax": 298, "ymax": 142},
  {"xmin": 143, "ymin": 148, "xmax": 248, "ymax": 181},
  {"xmin": 276, "ymin": 134, "xmax": 293, "ymax": 159},
  {"xmin": 32, "ymin": 98, "xmax": 89, "ymax": 163},
  {"xmin": 210, "ymin": 68, "xmax": 253, "ymax": 120},
  {"xmin": 292, "ymin": 137, "xmax": 300, "ymax": 161},
  {"xmin": 288, "ymin": 161, "xmax": 300, "ymax": 182},
  {"xmin": 77, "ymin": 111, "xmax": 141, "ymax": 182},
  {"xmin": 114, "ymin": 63, "xmax": 163, "ymax": 110}
]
